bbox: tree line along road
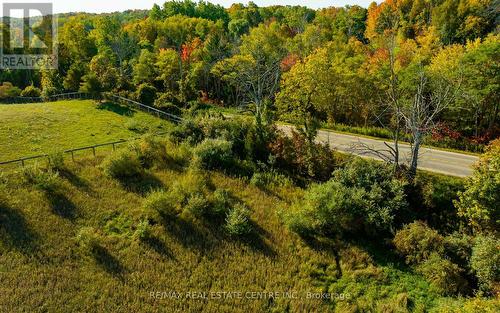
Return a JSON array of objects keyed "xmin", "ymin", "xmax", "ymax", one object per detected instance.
[{"xmin": 278, "ymin": 125, "xmax": 479, "ymax": 178}]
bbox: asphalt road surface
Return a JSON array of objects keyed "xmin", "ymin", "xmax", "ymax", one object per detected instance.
[{"xmin": 278, "ymin": 125, "xmax": 479, "ymax": 177}]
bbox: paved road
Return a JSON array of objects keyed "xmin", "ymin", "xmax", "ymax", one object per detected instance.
[{"xmin": 278, "ymin": 125, "xmax": 479, "ymax": 177}]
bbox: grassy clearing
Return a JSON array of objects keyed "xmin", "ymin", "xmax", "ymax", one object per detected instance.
[
  {"xmin": 0, "ymin": 100, "xmax": 171, "ymax": 161},
  {"xmin": 0, "ymin": 156, "xmax": 479, "ymax": 312}
]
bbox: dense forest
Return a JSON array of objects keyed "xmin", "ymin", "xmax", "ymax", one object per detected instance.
[{"xmin": 0, "ymin": 0, "xmax": 498, "ymax": 151}]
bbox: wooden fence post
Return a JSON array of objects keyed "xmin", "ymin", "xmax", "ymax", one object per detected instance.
[{"xmin": 92, "ymin": 147, "xmax": 96, "ymax": 157}]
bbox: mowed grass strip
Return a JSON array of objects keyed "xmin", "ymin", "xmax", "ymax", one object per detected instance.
[{"xmin": 0, "ymin": 100, "xmax": 171, "ymax": 161}]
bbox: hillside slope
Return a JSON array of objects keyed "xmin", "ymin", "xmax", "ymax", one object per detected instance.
[
  {"xmin": 0, "ymin": 100, "xmax": 171, "ymax": 162},
  {"xmin": 0, "ymin": 156, "xmax": 475, "ymax": 313}
]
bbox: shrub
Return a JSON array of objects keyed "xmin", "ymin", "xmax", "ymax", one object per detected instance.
[
  {"xmin": 135, "ymin": 83, "xmax": 157, "ymax": 106},
  {"xmin": 455, "ymin": 139, "xmax": 500, "ymax": 232},
  {"xmin": 416, "ymin": 253, "xmax": 467, "ymax": 296},
  {"xmin": 21, "ymin": 165, "xmax": 60, "ymax": 192},
  {"xmin": 154, "ymin": 91, "xmax": 181, "ymax": 108},
  {"xmin": 250, "ymin": 171, "xmax": 292, "ymax": 189},
  {"xmin": 0, "ymin": 82, "xmax": 21, "ymax": 99},
  {"xmin": 281, "ymin": 207, "xmax": 316, "ymax": 238},
  {"xmin": 125, "ymin": 118, "xmax": 148, "ymax": 133},
  {"xmin": 269, "ymin": 131, "xmax": 336, "ymax": 181},
  {"xmin": 225, "ymin": 203, "xmax": 252, "ymax": 236},
  {"xmin": 132, "ymin": 135, "xmax": 168, "ymax": 169},
  {"xmin": 101, "ymin": 150, "xmax": 144, "ymax": 180},
  {"xmin": 199, "ymin": 116, "xmax": 254, "ymax": 159},
  {"xmin": 192, "ymin": 139, "xmax": 234, "ymax": 171},
  {"xmin": 79, "ymin": 73, "xmax": 102, "ymax": 93},
  {"xmin": 340, "ymin": 246, "xmax": 374, "ymax": 272},
  {"xmin": 444, "ymin": 232, "xmax": 474, "ymax": 268},
  {"xmin": 433, "ymin": 297, "xmax": 500, "ymax": 313},
  {"xmin": 155, "ymin": 103, "xmax": 182, "ymax": 116},
  {"xmin": 184, "ymin": 193, "xmax": 209, "ymax": 217},
  {"xmin": 285, "ymin": 180, "xmax": 363, "ymax": 237},
  {"xmin": 161, "ymin": 170, "xmax": 211, "ymax": 212},
  {"xmin": 470, "ymin": 235, "xmax": 500, "ymax": 294},
  {"xmin": 20, "ymin": 85, "xmax": 41, "ymax": 97},
  {"xmin": 242, "ymin": 123, "xmax": 276, "ymax": 162},
  {"xmin": 143, "ymin": 190, "xmax": 177, "ymax": 217},
  {"xmin": 41, "ymin": 86, "xmax": 58, "ymax": 99},
  {"xmin": 393, "ymin": 221, "xmax": 445, "ymax": 265},
  {"xmin": 164, "ymin": 140, "xmax": 192, "ymax": 168},
  {"xmin": 47, "ymin": 151, "xmax": 65, "ymax": 172},
  {"xmin": 103, "ymin": 213, "xmax": 134, "ymax": 237},
  {"xmin": 211, "ymin": 189, "xmax": 231, "ymax": 216},
  {"xmin": 133, "ymin": 220, "xmax": 152, "ymax": 241},
  {"xmin": 284, "ymin": 159, "xmax": 408, "ymax": 238},
  {"xmin": 250, "ymin": 172, "xmax": 268, "ymax": 189},
  {"xmin": 169, "ymin": 120, "xmax": 205, "ymax": 146},
  {"xmin": 76, "ymin": 227, "xmax": 100, "ymax": 253}
]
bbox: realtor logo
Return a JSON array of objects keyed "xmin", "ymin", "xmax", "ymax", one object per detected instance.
[{"xmin": 0, "ymin": 2, "xmax": 58, "ymax": 69}]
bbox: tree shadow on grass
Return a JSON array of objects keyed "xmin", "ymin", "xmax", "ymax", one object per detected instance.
[
  {"xmin": 46, "ymin": 191, "xmax": 78, "ymax": 220},
  {"xmin": 0, "ymin": 200, "xmax": 39, "ymax": 255},
  {"xmin": 59, "ymin": 169, "xmax": 94, "ymax": 194},
  {"xmin": 160, "ymin": 213, "xmax": 216, "ymax": 253},
  {"xmin": 92, "ymin": 245, "xmax": 126, "ymax": 281},
  {"xmin": 349, "ymin": 236, "xmax": 407, "ymax": 270},
  {"xmin": 144, "ymin": 236, "xmax": 176, "ymax": 260},
  {"xmin": 120, "ymin": 173, "xmax": 164, "ymax": 196},
  {"xmin": 96, "ymin": 101, "xmax": 134, "ymax": 117},
  {"xmin": 301, "ymin": 236, "xmax": 343, "ymax": 278},
  {"xmin": 235, "ymin": 221, "xmax": 277, "ymax": 258}
]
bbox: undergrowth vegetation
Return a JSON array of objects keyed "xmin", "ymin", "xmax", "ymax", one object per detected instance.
[{"xmin": 0, "ymin": 115, "xmax": 498, "ymax": 312}]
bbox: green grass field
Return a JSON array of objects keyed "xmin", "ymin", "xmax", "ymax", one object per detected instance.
[{"xmin": 0, "ymin": 100, "xmax": 171, "ymax": 161}]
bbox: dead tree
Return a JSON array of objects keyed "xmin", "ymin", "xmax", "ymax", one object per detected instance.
[{"xmin": 399, "ymin": 69, "xmax": 459, "ymax": 179}]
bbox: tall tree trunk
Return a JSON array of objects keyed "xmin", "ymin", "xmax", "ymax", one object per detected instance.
[{"xmin": 409, "ymin": 130, "xmax": 422, "ymax": 179}]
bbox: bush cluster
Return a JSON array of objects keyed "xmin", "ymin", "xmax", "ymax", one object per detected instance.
[
  {"xmin": 416, "ymin": 253, "xmax": 468, "ymax": 296},
  {"xmin": 101, "ymin": 149, "xmax": 144, "ymax": 180},
  {"xmin": 20, "ymin": 85, "xmax": 41, "ymax": 97},
  {"xmin": 131, "ymin": 135, "xmax": 169, "ymax": 169},
  {"xmin": 133, "ymin": 220, "xmax": 153, "ymax": 242},
  {"xmin": 250, "ymin": 171, "xmax": 292, "ymax": 189},
  {"xmin": 141, "ymin": 169, "xmax": 252, "ymax": 236},
  {"xmin": 76, "ymin": 227, "xmax": 100, "ymax": 253},
  {"xmin": 143, "ymin": 189, "xmax": 177, "ymax": 218},
  {"xmin": 269, "ymin": 131, "xmax": 337, "ymax": 181},
  {"xmin": 225, "ymin": 203, "xmax": 252, "ymax": 236},
  {"xmin": 283, "ymin": 159, "xmax": 407, "ymax": 238},
  {"xmin": 393, "ymin": 221, "xmax": 445, "ymax": 265},
  {"xmin": 455, "ymin": 139, "xmax": 500, "ymax": 232},
  {"xmin": 169, "ymin": 120, "xmax": 205, "ymax": 146},
  {"xmin": 135, "ymin": 83, "xmax": 157, "ymax": 106},
  {"xmin": 470, "ymin": 235, "xmax": 500, "ymax": 294},
  {"xmin": 192, "ymin": 139, "xmax": 234, "ymax": 171},
  {"xmin": 21, "ymin": 165, "xmax": 60, "ymax": 192},
  {"xmin": 47, "ymin": 151, "xmax": 66, "ymax": 172}
]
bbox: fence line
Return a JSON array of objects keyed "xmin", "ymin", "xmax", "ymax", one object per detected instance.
[
  {"xmin": 0, "ymin": 130, "xmax": 169, "ymax": 169},
  {"xmin": 1, "ymin": 92, "xmax": 184, "ymax": 123},
  {"xmin": 105, "ymin": 94, "xmax": 184, "ymax": 124},
  {"xmin": 0, "ymin": 92, "xmax": 184, "ymax": 169},
  {"xmin": 0, "ymin": 139, "xmax": 127, "ymax": 168},
  {"xmin": 2, "ymin": 92, "xmax": 101, "ymax": 104}
]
